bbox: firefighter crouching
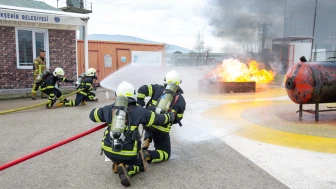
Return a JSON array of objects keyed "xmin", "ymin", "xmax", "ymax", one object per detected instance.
[
  {"xmin": 137, "ymin": 70, "xmax": 186, "ymax": 164},
  {"xmin": 58, "ymin": 68, "xmax": 98, "ymax": 107},
  {"xmin": 32, "ymin": 67, "xmax": 74, "ymax": 109},
  {"xmin": 89, "ymin": 81, "xmax": 175, "ymax": 187},
  {"xmin": 31, "ymin": 49, "xmax": 47, "ymax": 100}
]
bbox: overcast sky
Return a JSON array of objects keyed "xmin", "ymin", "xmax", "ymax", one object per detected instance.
[{"xmin": 43, "ymin": 0, "xmax": 224, "ymax": 52}]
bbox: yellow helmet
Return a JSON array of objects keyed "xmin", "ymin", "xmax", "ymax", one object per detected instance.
[{"xmin": 86, "ymin": 68, "xmax": 97, "ymax": 77}]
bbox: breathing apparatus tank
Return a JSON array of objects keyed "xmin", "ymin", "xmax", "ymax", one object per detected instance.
[
  {"xmin": 35, "ymin": 70, "xmax": 51, "ymax": 83},
  {"xmin": 155, "ymin": 82, "xmax": 179, "ymax": 114},
  {"xmin": 75, "ymin": 73, "xmax": 86, "ymax": 89},
  {"xmin": 110, "ymin": 95, "xmax": 129, "ymax": 152}
]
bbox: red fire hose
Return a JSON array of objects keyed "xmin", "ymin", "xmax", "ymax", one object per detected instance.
[{"xmin": 0, "ymin": 123, "xmax": 107, "ymax": 171}]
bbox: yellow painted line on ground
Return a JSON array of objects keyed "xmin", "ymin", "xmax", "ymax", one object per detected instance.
[{"xmin": 202, "ymin": 101, "xmax": 336, "ymax": 154}]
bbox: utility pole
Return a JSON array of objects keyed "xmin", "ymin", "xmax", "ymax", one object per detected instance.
[
  {"xmin": 283, "ymin": 0, "xmax": 287, "ymax": 37},
  {"xmin": 258, "ymin": 22, "xmax": 272, "ymax": 54},
  {"xmin": 310, "ymin": 0, "xmax": 318, "ymax": 61}
]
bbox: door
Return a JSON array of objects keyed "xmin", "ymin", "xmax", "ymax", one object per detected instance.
[
  {"xmin": 89, "ymin": 50, "xmax": 100, "ymax": 82},
  {"xmin": 117, "ymin": 49, "xmax": 131, "ymax": 70},
  {"xmin": 288, "ymin": 44, "xmax": 295, "ymax": 68}
]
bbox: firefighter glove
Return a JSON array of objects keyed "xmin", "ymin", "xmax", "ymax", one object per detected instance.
[{"xmin": 166, "ymin": 112, "xmax": 175, "ymax": 125}]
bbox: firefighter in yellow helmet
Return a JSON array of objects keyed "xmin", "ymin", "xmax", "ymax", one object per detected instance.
[
  {"xmin": 137, "ymin": 70, "xmax": 186, "ymax": 164},
  {"xmin": 32, "ymin": 67, "xmax": 74, "ymax": 108},
  {"xmin": 31, "ymin": 49, "xmax": 47, "ymax": 100},
  {"xmin": 89, "ymin": 81, "xmax": 175, "ymax": 186},
  {"xmin": 58, "ymin": 68, "xmax": 99, "ymax": 107}
]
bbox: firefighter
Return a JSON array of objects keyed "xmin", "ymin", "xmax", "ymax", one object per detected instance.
[
  {"xmin": 32, "ymin": 67, "xmax": 74, "ymax": 109},
  {"xmin": 89, "ymin": 81, "xmax": 175, "ymax": 187},
  {"xmin": 137, "ymin": 70, "xmax": 186, "ymax": 164},
  {"xmin": 31, "ymin": 49, "xmax": 47, "ymax": 100},
  {"xmin": 58, "ymin": 68, "xmax": 98, "ymax": 107}
]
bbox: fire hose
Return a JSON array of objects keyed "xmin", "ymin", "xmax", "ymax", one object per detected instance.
[
  {"xmin": 0, "ymin": 89, "xmax": 83, "ymax": 115},
  {"xmin": 0, "ymin": 123, "xmax": 107, "ymax": 171}
]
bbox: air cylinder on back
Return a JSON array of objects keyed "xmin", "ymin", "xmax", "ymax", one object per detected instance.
[{"xmin": 285, "ymin": 62, "xmax": 336, "ymax": 104}]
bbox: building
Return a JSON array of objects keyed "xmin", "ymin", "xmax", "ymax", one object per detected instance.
[
  {"xmin": 0, "ymin": 0, "xmax": 89, "ymax": 89},
  {"xmin": 272, "ymin": 37, "xmax": 313, "ymax": 72},
  {"xmin": 284, "ymin": 0, "xmax": 336, "ymax": 51},
  {"xmin": 77, "ymin": 40, "xmax": 165, "ymax": 82}
]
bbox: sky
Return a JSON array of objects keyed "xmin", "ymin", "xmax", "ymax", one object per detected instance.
[{"xmin": 43, "ymin": 0, "xmax": 224, "ymax": 52}]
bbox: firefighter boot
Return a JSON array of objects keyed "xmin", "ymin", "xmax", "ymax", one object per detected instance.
[
  {"xmin": 117, "ymin": 164, "xmax": 131, "ymax": 187},
  {"xmin": 81, "ymin": 101, "xmax": 87, "ymax": 105},
  {"xmin": 56, "ymin": 98, "xmax": 68, "ymax": 107},
  {"xmin": 31, "ymin": 93, "xmax": 36, "ymax": 100},
  {"xmin": 56, "ymin": 102, "xmax": 65, "ymax": 107},
  {"xmin": 139, "ymin": 150, "xmax": 148, "ymax": 172},
  {"xmin": 92, "ymin": 97, "xmax": 98, "ymax": 101},
  {"xmin": 112, "ymin": 163, "xmax": 118, "ymax": 174},
  {"xmin": 142, "ymin": 150, "xmax": 152, "ymax": 164},
  {"xmin": 142, "ymin": 138, "xmax": 152, "ymax": 150}
]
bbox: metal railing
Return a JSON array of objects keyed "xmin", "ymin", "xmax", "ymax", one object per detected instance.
[{"xmin": 312, "ymin": 51, "xmax": 336, "ymax": 61}]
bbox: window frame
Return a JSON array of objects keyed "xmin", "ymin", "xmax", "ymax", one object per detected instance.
[{"xmin": 15, "ymin": 27, "xmax": 49, "ymax": 69}]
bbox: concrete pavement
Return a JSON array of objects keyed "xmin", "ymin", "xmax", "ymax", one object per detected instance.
[{"xmin": 0, "ymin": 90, "xmax": 288, "ymax": 189}]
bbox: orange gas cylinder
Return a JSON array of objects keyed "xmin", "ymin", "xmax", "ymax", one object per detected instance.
[{"xmin": 285, "ymin": 62, "xmax": 336, "ymax": 104}]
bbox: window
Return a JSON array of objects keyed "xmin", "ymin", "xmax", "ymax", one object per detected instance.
[{"xmin": 15, "ymin": 28, "xmax": 49, "ymax": 69}]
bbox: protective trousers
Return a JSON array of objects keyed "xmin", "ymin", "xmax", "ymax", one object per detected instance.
[
  {"xmin": 64, "ymin": 92, "xmax": 96, "ymax": 106},
  {"xmin": 144, "ymin": 128, "xmax": 171, "ymax": 163},
  {"xmin": 104, "ymin": 150, "xmax": 144, "ymax": 176},
  {"xmin": 31, "ymin": 68, "xmax": 47, "ymax": 98},
  {"xmin": 41, "ymin": 88, "xmax": 67, "ymax": 108}
]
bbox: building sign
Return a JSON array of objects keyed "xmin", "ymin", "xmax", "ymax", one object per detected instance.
[
  {"xmin": 0, "ymin": 9, "xmax": 85, "ymax": 26},
  {"xmin": 131, "ymin": 51, "xmax": 162, "ymax": 67},
  {"xmin": 121, "ymin": 56, "xmax": 126, "ymax": 62},
  {"xmin": 0, "ymin": 19, "xmax": 79, "ymax": 30},
  {"xmin": 104, "ymin": 54, "xmax": 112, "ymax": 68}
]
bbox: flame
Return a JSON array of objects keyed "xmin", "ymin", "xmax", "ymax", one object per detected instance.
[{"xmin": 206, "ymin": 59, "xmax": 275, "ymax": 83}]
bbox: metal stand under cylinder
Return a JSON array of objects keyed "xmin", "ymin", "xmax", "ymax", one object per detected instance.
[
  {"xmin": 155, "ymin": 82, "xmax": 179, "ymax": 114},
  {"xmin": 110, "ymin": 95, "xmax": 129, "ymax": 152}
]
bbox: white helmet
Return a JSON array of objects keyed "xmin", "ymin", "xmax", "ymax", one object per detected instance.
[
  {"xmin": 116, "ymin": 81, "xmax": 136, "ymax": 98},
  {"xmin": 86, "ymin": 68, "xmax": 97, "ymax": 77},
  {"xmin": 53, "ymin": 67, "xmax": 65, "ymax": 77},
  {"xmin": 164, "ymin": 70, "xmax": 181, "ymax": 85}
]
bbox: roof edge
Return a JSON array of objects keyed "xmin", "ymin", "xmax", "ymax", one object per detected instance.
[{"xmin": 0, "ymin": 4, "xmax": 89, "ymax": 18}]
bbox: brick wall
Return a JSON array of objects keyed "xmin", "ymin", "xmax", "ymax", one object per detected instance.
[
  {"xmin": 49, "ymin": 29, "xmax": 77, "ymax": 87},
  {"xmin": 0, "ymin": 26, "xmax": 31, "ymax": 89},
  {"xmin": 0, "ymin": 26, "xmax": 77, "ymax": 89}
]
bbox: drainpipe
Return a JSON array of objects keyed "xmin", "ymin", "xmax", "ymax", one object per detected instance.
[{"xmin": 83, "ymin": 18, "xmax": 89, "ymax": 72}]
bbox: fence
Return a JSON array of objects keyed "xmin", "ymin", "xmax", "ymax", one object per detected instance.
[
  {"xmin": 312, "ymin": 51, "xmax": 336, "ymax": 61},
  {"xmin": 165, "ymin": 53, "xmax": 259, "ymax": 67}
]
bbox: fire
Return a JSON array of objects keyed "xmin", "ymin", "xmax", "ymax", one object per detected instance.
[{"xmin": 206, "ymin": 59, "xmax": 275, "ymax": 83}]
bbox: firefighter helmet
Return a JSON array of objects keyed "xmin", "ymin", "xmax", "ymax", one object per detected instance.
[
  {"xmin": 116, "ymin": 81, "xmax": 136, "ymax": 98},
  {"xmin": 164, "ymin": 70, "xmax": 181, "ymax": 85},
  {"xmin": 86, "ymin": 68, "xmax": 97, "ymax": 77},
  {"xmin": 53, "ymin": 67, "xmax": 65, "ymax": 77}
]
